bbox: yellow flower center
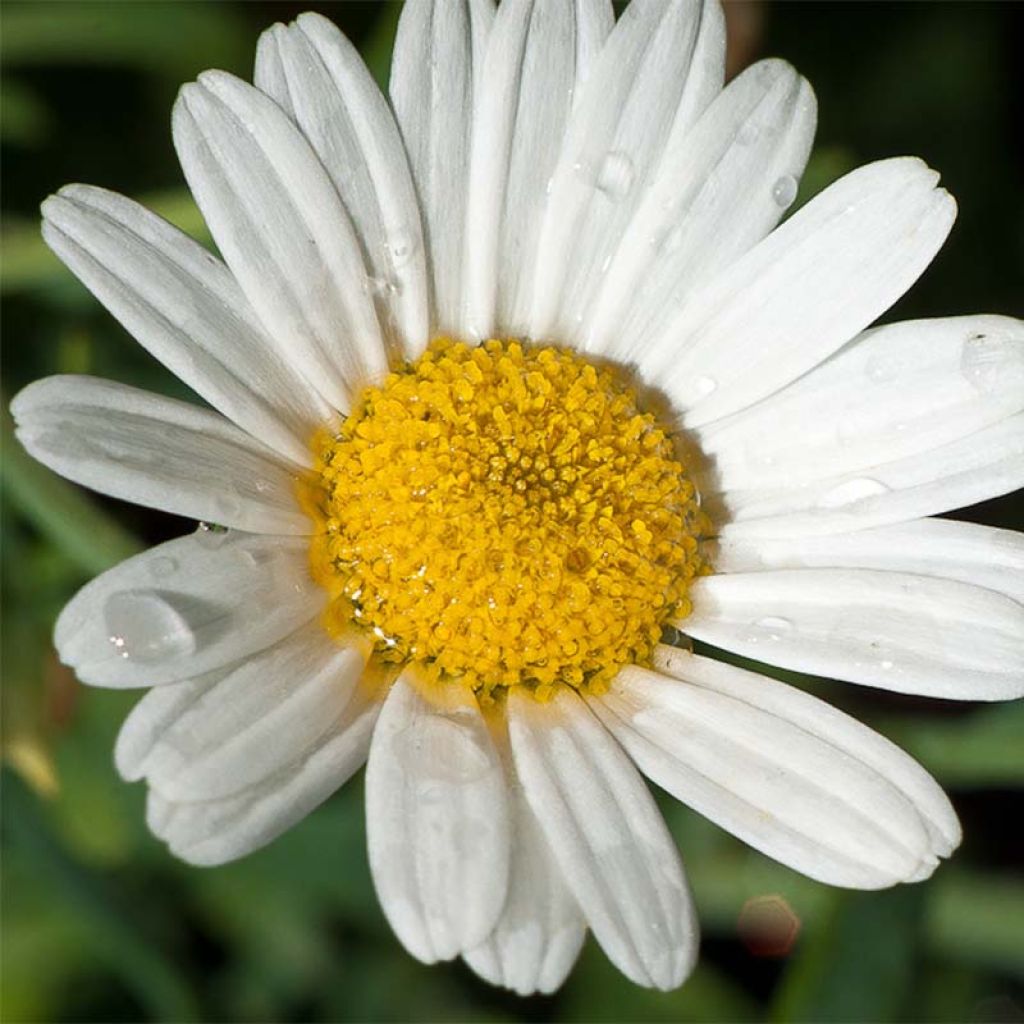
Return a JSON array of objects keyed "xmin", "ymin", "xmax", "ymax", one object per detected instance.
[{"xmin": 305, "ymin": 338, "xmax": 706, "ymax": 701}]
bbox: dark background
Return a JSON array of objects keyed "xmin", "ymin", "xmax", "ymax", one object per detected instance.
[{"xmin": 2, "ymin": 3, "xmax": 1022, "ymax": 1021}]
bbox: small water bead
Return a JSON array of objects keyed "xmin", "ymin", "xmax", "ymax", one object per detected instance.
[
  {"xmin": 213, "ymin": 492, "xmax": 243, "ymax": 522},
  {"xmin": 736, "ymin": 122, "xmax": 760, "ymax": 146},
  {"xmin": 384, "ymin": 227, "xmax": 418, "ymax": 269},
  {"xmin": 104, "ymin": 591, "xmax": 196, "ymax": 663},
  {"xmin": 817, "ymin": 477, "xmax": 890, "ymax": 509},
  {"xmin": 195, "ymin": 522, "xmax": 230, "ymax": 549},
  {"xmin": 596, "ymin": 151, "xmax": 636, "ymax": 201},
  {"xmin": 692, "ymin": 375, "xmax": 718, "ymax": 399},
  {"xmin": 771, "ymin": 175, "xmax": 798, "ymax": 209},
  {"xmin": 363, "ymin": 275, "xmax": 400, "ymax": 299},
  {"xmin": 960, "ymin": 329, "xmax": 1022, "ymax": 395},
  {"xmin": 755, "ymin": 616, "xmax": 793, "ymax": 640},
  {"xmin": 148, "ymin": 556, "xmax": 178, "ymax": 580}
]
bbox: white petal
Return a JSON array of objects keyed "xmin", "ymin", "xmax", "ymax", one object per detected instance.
[
  {"xmin": 591, "ymin": 655, "xmax": 958, "ymax": 889},
  {"xmin": 173, "ymin": 70, "xmax": 387, "ymax": 411},
  {"xmin": 55, "ymin": 531, "xmax": 322, "ymax": 688},
  {"xmin": 389, "ymin": 0, "xmax": 495, "ymax": 335},
  {"xmin": 365, "ymin": 675, "xmax": 510, "ymax": 963},
  {"xmin": 700, "ymin": 316, "xmax": 1024, "ymax": 493},
  {"xmin": 463, "ymin": 0, "xmax": 613, "ymax": 338},
  {"xmin": 254, "ymin": 13, "xmax": 429, "ymax": 361},
  {"xmin": 586, "ymin": 59, "xmax": 815, "ymax": 359},
  {"xmin": 12, "ymin": 376, "xmax": 309, "ymax": 534},
  {"xmin": 685, "ymin": 570, "xmax": 1024, "ymax": 700},
  {"xmin": 507, "ymin": 686, "xmax": 697, "ymax": 990},
  {"xmin": 40, "ymin": 185, "xmax": 329, "ymax": 467},
  {"xmin": 642, "ymin": 158, "xmax": 955, "ymax": 426},
  {"xmin": 463, "ymin": 723, "xmax": 585, "ymax": 996},
  {"xmin": 713, "ymin": 518, "xmax": 1024, "ymax": 605},
  {"xmin": 121, "ymin": 623, "xmax": 366, "ymax": 801},
  {"xmin": 714, "ymin": 410, "xmax": 1024, "ymax": 539},
  {"xmin": 146, "ymin": 685, "xmax": 380, "ymax": 866},
  {"xmin": 530, "ymin": 0, "xmax": 725, "ymax": 344}
]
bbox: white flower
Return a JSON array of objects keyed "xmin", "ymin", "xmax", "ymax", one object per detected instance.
[{"xmin": 12, "ymin": 0, "xmax": 1024, "ymax": 997}]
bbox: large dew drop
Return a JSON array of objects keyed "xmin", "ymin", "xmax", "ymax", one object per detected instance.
[
  {"xmin": 771, "ymin": 175, "xmax": 798, "ymax": 209},
  {"xmin": 104, "ymin": 590, "xmax": 196, "ymax": 663}
]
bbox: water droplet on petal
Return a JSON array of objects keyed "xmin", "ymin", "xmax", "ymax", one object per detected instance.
[
  {"xmin": 693, "ymin": 375, "xmax": 718, "ymax": 399},
  {"xmin": 104, "ymin": 591, "xmax": 196, "ymax": 663},
  {"xmin": 596, "ymin": 151, "xmax": 635, "ymax": 200},
  {"xmin": 864, "ymin": 351, "xmax": 907, "ymax": 383},
  {"xmin": 755, "ymin": 615, "xmax": 793, "ymax": 640},
  {"xmin": 237, "ymin": 542, "xmax": 277, "ymax": 567},
  {"xmin": 385, "ymin": 227, "xmax": 418, "ymax": 269},
  {"xmin": 363, "ymin": 275, "xmax": 400, "ymax": 299},
  {"xmin": 960, "ymin": 329, "xmax": 1022, "ymax": 394},
  {"xmin": 880, "ymin": 659, "xmax": 895, "ymax": 671},
  {"xmin": 772, "ymin": 174, "xmax": 798, "ymax": 209},
  {"xmin": 149, "ymin": 556, "xmax": 178, "ymax": 580},
  {"xmin": 195, "ymin": 522, "xmax": 230, "ymax": 549},
  {"xmin": 817, "ymin": 477, "xmax": 890, "ymax": 509},
  {"xmin": 737, "ymin": 122, "xmax": 760, "ymax": 146}
]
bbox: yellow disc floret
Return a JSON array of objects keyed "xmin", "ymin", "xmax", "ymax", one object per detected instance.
[{"xmin": 305, "ymin": 338, "xmax": 706, "ymax": 700}]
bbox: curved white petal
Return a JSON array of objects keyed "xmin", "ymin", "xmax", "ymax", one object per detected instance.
[
  {"xmin": 587, "ymin": 58, "xmax": 816, "ymax": 359},
  {"xmin": 55, "ymin": 531, "xmax": 322, "ymax": 688},
  {"xmin": 530, "ymin": 0, "xmax": 725, "ymax": 344},
  {"xmin": 714, "ymin": 410, "xmax": 1024, "ymax": 539},
  {"xmin": 507, "ymin": 686, "xmax": 697, "ymax": 990},
  {"xmin": 40, "ymin": 185, "xmax": 329, "ymax": 467},
  {"xmin": 591, "ymin": 655, "xmax": 958, "ymax": 889},
  {"xmin": 685, "ymin": 570, "xmax": 1024, "ymax": 700},
  {"xmin": 254, "ymin": 13, "xmax": 429, "ymax": 361},
  {"xmin": 173, "ymin": 70, "xmax": 387, "ymax": 411},
  {"xmin": 464, "ymin": 0, "xmax": 613, "ymax": 338},
  {"xmin": 642, "ymin": 158, "xmax": 955, "ymax": 426},
  {"xmin": 700, "ymin": 316, "xmax": 1024, "ymax": 493},
  {"xmin": 389, "ymin": 0, "xmax": 495, "ymax": 335},
  {"xmin": 118, "ymin": 623, "xmax": 366, "ymax": 801},
  {"xmin": 365, "ymin": 675, "xmax": 510, "ymax": 963},
  {"xmin": 12, "ymin": 376, "xmax": 309, "ymax": 534},
  {"xmin": 145, "ymin": 685, "xmax": 380, "ymax": 866},
  {"xmin": 713, "ymin": 518, "xmax": 1024, "ymax": 605},
  {"xmin": 463, "ymin": 722, "xmax": 586, "ymax": 996}
]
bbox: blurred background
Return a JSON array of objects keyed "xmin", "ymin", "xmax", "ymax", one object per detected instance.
[{"xmin": 2, "ymin": 2, "xmax": 1022, "ymax": 1021}]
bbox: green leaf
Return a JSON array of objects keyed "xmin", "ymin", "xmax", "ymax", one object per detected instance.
[
  {"xmin": 875, "ymin": 704, "xmax": 1024, "ymax": 788},
  {"xmin": 0, "ymin": 77, "xmax": 52, "ymax": 145},
  {"xmin": 772, "ymin": 886, "xmax": 925, "ymax": 1022},
  {"xmin": 3, "ymin": 770, "xmax": 202, "ymax": 1021},
  {"xmin": 928, "ymin": 871, "xmax": 1024, "ymax": 978},
  {"xmin": 1, "ymin": 2, "xmax": 251, "ymax": 77}
]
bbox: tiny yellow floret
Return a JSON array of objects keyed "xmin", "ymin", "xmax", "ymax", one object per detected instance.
[{"xmin": 304, "ymin": 339, "xmax": 706, "ymax": 700}]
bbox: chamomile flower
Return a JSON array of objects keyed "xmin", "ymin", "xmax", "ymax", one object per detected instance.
[{"xmin": 12, "ymin": 0, "xmax": 1024, "ymax": 996}]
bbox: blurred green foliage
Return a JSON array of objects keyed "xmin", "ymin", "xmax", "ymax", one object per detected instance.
[{"xmin": 1, "ymin": 2, "xmax": 1022, "ymax": 1022}]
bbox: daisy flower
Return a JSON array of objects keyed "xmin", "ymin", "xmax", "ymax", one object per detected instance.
[{"xmin": 12, "ymin": 0, "xmax": 1024, "ymax": 996}]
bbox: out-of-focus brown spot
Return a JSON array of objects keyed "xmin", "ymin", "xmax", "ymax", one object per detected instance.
[
  {"xmin": 45, "ymin": 651, "xmax": 80, "ymax": 730},
  {"xmin": 738, "ymin": 893, "xmax": 801, "ymax": 957},
  {"xmin": 724, "ymin": 0, "xmax": 767, "ymax": 81}
]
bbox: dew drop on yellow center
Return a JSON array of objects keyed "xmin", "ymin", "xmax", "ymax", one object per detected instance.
[{"xmin": 303, "ymin": 338, "xmax": 707, "ymax": 701}]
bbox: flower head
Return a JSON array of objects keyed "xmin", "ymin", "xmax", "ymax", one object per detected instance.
[{"xmin": 12, "ymin": 0, "xmax": 1024, "ymax": 996}]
